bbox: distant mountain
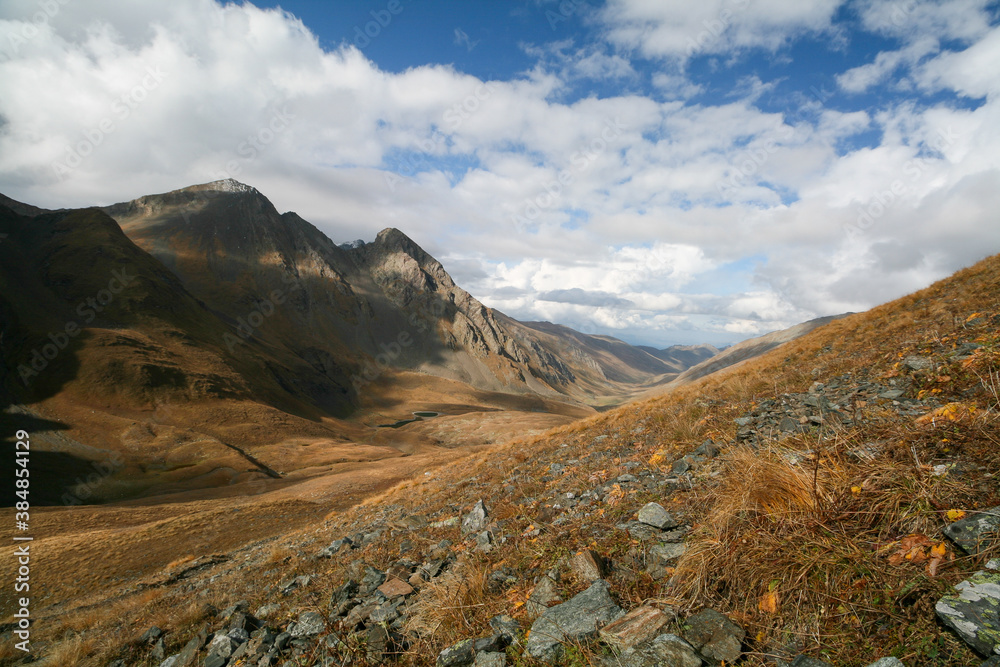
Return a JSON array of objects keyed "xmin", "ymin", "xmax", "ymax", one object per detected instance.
[
  {"xmin": 666, "ymin": 315, "xmax": 849, "ymax": 386},
  {"xmin": 102, "ymin": 179, "xmax": 691, "ymax": 403},
  {"xmin": 636, "ymin": 343, "xmax": 719, "ymax": 373},
  {"xmin": 0, "ymin": 180, "xmax": 721, "ymax": 502}
]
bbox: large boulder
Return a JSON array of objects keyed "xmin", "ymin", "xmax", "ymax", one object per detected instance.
[
  {"xmin": 525, "ymin": 579, "xmax": 624, "ymax": 663},
  {"xmin": 936, "ymin": 570, "xmax": 1000, "ymax": 655}
]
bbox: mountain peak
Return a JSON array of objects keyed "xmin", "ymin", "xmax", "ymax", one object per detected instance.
[{"xmin": 190, "ymin": 178, "xmax": 259, "ymax": 195}]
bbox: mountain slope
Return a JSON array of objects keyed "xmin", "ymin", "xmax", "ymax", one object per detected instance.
[
  {"xmin": 17, "ymin": 248, "xmax": 1000, "ymax": 666},
  {"xmin": 104, "ymin": 180, "xmax": 692, "ymax": 404}
]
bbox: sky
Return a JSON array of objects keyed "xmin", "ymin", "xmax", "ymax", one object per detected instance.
[{"xmin": 1, "ymin": 1, "xmax": 999, "ymax": 347}]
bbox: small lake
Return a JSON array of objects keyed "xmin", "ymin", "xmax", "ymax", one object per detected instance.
[{"xmin": 378, "ymin": 411, "xmax": 442, "ymax": 428}]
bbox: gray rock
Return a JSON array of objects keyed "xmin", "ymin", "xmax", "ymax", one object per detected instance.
[
  {"xmin": 525, "ymin": 579, "xmax": 624, "ymax": 663},
  {"xmin": 476, "ymin": 530, "xmax": 494, "ymax": 552},
  {"xmin": 637, "ymin": 502, "xmax": 680, "ymax": 530},
  {"xmin": 682, "ymin": 609, "xmax": 745, "ymax": 664},
  {"xmin": 526, "ymin": 575, "xmax": 562, "ymax": 617},
  {"xmin": 936, "ymin": 570, "xmax": 1000, "ymax": 655},
  {"xmin": 474, "ymin": 652, "xmax": 507, "ymax": 667},
  {"xmin": 141, "ymin": 626, "xmax": 163, "ymax": 643},
  {"xmin": 672, "ymin": 459, "xmax": 692, "ymax": 474},
  {"xmin": 615, "ymin": 633, "xmax": 703, "ymax": 667},
  {"xmin": 279, "ymin": 574, "xmax": 311, "ymax": 595},
  {"xmin": 462, "ymin": 500, "xmax": 489, "ymax": 535},
  {"xmin": 981, "ymin": 657, "xmax": 1000, "ymax": 667},
  {"xmin": 489, "ymin": 614, "xmax": 521, "ymax": 642},
  {"xmin": 437, "ymin": 638, "xmax": 475, "ymax": 666},
  {"xmin": 290, "ymin": 610, "xmax": 326, "ymax": 637},
  {"xmin": 617, "ymin": 474, "xmax": 639, "ymax": 484},
  {"xmin": 206, "ymin": 633, "xmax": 237, "ymax": 660},
  {"xmin": 944, "ymin": 506, "xmax": 1000, "ymax": 554},
  {"xmin": 863, "ymin": 659, "xmax": 904, "ymax": 667},
  {"xmin": 254, "ymin": 603, "xmax": 281, "ymax": 619},
  {"xmin": 151, "ymin": 637, "xmax": 166, "ymax": 663},
  {"xmin": 273, "ymin": 631, "xmax": 291, "ymax": 651},
  {"xmin": 317, "ymin": 537, "xmax": 353, "ymax": 558},
  {"xmin": 650, "ymin": 543, "xmax": 686, "ymax": 563},
  {"xmin": 903, "ymin": 356, "xmax": 933, "ymax": 371}
]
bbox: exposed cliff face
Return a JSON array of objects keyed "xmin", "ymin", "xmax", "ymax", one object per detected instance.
[{"xmin": 99, "ymin": 180, "xmax": 704, "ymax": 403}]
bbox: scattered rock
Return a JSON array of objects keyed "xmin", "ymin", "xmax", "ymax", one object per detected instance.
[
  {"xmin": 462, "ymin": 500, "xmax": 490, "ymax": 535},
  {"xmin": 288, "ymin": 610, "xmax": 325, "ymax": 637},
  {"xmin": 863, "ymin": 659, "xmax": 905, "ymax": 667},
  {"xmin": 570, "ymin": 549, "xmax": 605, "ymax": 582},
  {"xmin": 437, "ymin": 638, "xmax": 476, "ymax": 667},
  {"xmin": 378, "ymin": 577, "xmax": 414, "ymax": 599},
  {"xmin": 614, "ymin": 633, "xmax": 703, "ymax": 667},
  {"xmin": 476, "ymin": 530, "xmax": 494, "ymax": 552},
  {"xmin": 599, "ymin": 605, "xmax": 676, "ymax": 650},
  {"xmin": 944, "ymin": 506, "xmax": 1000, "ymax": 554},
  {"xmin": 936, "ymin": 570, "xmax": 1000, "ymax": 655},
  {"xmin": 317, "ymin": 537, "xmax": 353, "ymax": 558},
  {"xmin": 637, "ymin": 502, "xmax": 680, "ymax": 530},
  {"xmin": 525, "ymin": 579, "xmax": 624, "ymax": 663},
  {"xmin": 682, "ymin": 609, "xmax": 745, "ymax": 664},
  {"xmin": 474, "ymin": 652, "xmax": 507, "ymax": 667},
  {"xmin": 526, "ymin": 575, "xmax": 562, "ymax": 617}
]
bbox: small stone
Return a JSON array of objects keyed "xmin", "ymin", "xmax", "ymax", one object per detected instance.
[
  {"xmin": 254, "ymin": 603, "xmax": 281, "ymax": 619},
  {"xmin": 863, "ymin": 659, "xmax": 905, "ymax": 667},
  {"xmin": 672, "ymin": 459, "xmax": 691, "ymax": 474},
  {"xmin": 526, "ymin": 575, "xmax": 562, "ymax": 617},
  {"xmin": 570, "ymin": 549, "xmax": 605, "ymax": 582},
  {"xmin": 474, "ymin": 652, "xmax": 507, "ymax": 667},
  {"xmin": 437, "ymin": 638, "xmax": 475, "ymax": 667},
  {"xmin": 650, "ymin": 543, "xmax": 686, "ymax": 562},
  {"xmin": 289, "ymin": 611, "xmax": 325, "ymax": 637},
  {"xmin": 944, "ymin": 506, "xmax": 1000, "ymax": 554},
  {"xmin": 462, "ymin": 500, "xmax": 489, "ymax": 535},
  {"xmin": 141, "ymin": 626, "xmax": 163, "ymax": 643},
  {"xmin": 617, "ymin": 474, "xmax": 638, "ymax": 483},
  {"xmin": 317, "ymin": 537, "xmax": 353, "ymax": 558},
  {"xmin": 378, "ymin": 577, "xmax": 414, "ymax": 598},
  {"xmin": 599, "ymin": 605, "xmax": 675, "ymax": 650},
  {"xmin": 476, "ymin": 530, "xmax": 494, "ymax": 552},
  {"xmin": 903, "ymin": 356, "xmax": 933, "ymax": 371},
  {"xmin": 682, "ymin": 609, "xmax": 745, "ymax": 664},
  {"xmin": 489, "ymin": 614, "xmax": 521, "ymax": 642},
  {"xmin": 637, "ymin": 502, "xmax": 680, "ymax": 530},
  {"xmin": 617, "ymin": 633, "xmax": 702, "ymax": 667}
]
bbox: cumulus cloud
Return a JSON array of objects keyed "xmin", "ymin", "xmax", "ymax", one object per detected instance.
[{"xmin": 0, "ymin": 0, "xmax": 998, "ymax": 347}]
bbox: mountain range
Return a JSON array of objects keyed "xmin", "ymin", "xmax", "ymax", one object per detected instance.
[{"xmin": 0, "ymin": 179, "xmax": 723, "ymax": 504}]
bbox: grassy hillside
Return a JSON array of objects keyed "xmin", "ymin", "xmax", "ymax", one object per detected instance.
[{"xmin": 3, "ymin": 252, "xmax": 1000, "ymax": 666}]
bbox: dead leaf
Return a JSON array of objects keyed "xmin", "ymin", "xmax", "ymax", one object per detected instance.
[{"xmin": 758, "ymin": 591, "xmax": 779, "ymax": 614}]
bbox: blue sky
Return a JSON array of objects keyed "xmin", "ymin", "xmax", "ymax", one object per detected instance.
[{"xmin": 1, "ymin": 0, "xmax": 999, "ymax": 346}]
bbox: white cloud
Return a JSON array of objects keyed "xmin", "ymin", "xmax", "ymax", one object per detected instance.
[
  {"xmin": 598, "ymin": 0, "xmax": 846, "ymax": 62},
  {"xmin": 0, "ymin": 0, "xmax": 998, "ymax": 348}
]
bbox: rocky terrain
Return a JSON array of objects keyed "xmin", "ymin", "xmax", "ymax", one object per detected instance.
[{"xmin": 5, "ymin": 252, "xmax": 998, "ymax": 665}]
